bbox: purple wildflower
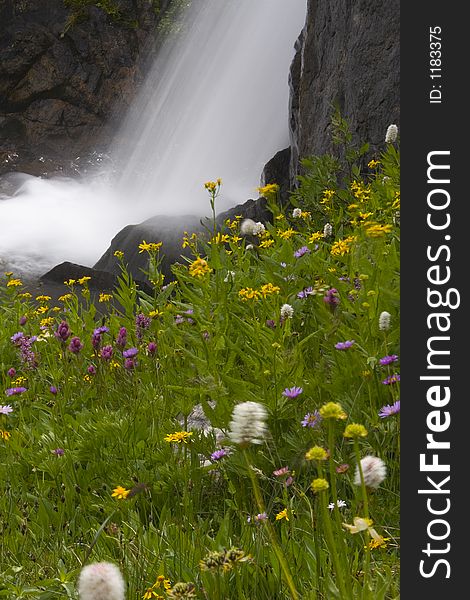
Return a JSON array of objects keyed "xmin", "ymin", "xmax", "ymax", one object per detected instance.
[
  {"xmin": 379, "ymin": 354, "xmax": 399, "ymax": 366},
  {"xmin": 297, "ymin": 286, "xmax": 314, "ymax": 299},
  {"xmin": 210, "ymin": 449, "xmax": 228, "ymax": 461},
  {"xmin": 336, "ymin": 464, "xmax": 350, "ymax": 474},
  {"xmin": 265, "ymin": 319, "xmax": 276, "ymax": 329},
  {"xmin": 323, "ymin": 288, "xmax": 340, "ymax": 306},
  {"xmin": 7, "ymin": 368, "xmax": 16, "ymax": 378},
  {"xmin": 285, "ymin": 476, "xmax": 294, "ymax": 487},
  {"xmin": 19, "ymin": 315, "xmax": 28, "ymax": 326},
  {"xmin": 91, "ymin": 326, "xmax": 109, "ymax": 349},
  {"xmin": 136, "ymin": 313, "xmax": 151, "ymax": 340},
  {"xmin": 147, "ymin": 341, "xmax": 157, "ymax": 354},
  {"xmin": 301, "ymin": 410, "xmax": 322, "ymax": 428},
  {"xmin": 248, "ymin": 512, "xmax": 268, "ymax": 524},
  {"xmin": 0, "ymin": 405, "xmax": 13, "ymax": 415},
  {"xmin": 5, "ymin": 387, "xmax": 27, "ymax": 396},
  {"xmin": 273, "ymin": 466, "xmax": 290, "ymax": 477},
  {"xmin": 11, "ymin": 332, "xmax": 25, "ymax": 345},
  {"xmin": 335, "ymin": 340, "xmax": 355, "ymax": 350},
  {"xmin": 116, "ymin": 327, "xmax": 127, "ymax": 348},
  {"xmin": 87, "ymin": 365, "xmax": 96, "ymax": 375},
  {"xmin": 294, "ymin": 246, "xmax": 310, "ymax": 258},
  {"xmin": 68, "ymin": 336, "xmax": 83, "ymax": 354},
  {"xmin": 100, "ymin": 345, "xmax": 113, "ymax": 361},
  {"xmin": 175, "ymin": 315, "xmax": 185, "ymax": 325},
  {"xmin": 55, "ymin": 321, "xmax": 71, "ymax": 342},
  {"xmin": 378, "ymin": 400, "xmax": 400, "ymax": 418},
  {"xmin": 49, "ymin": 385, "xmax": 58, "ymax": 395},
  {"xmin": 123, "ymin": 347, "xmax": 138, "ymax": 359},
  {"xmin": 382, "ymin": 373, "xmax": 400, "ymax": 385},
  {"xmin": 282, "ymin": 386, "xmax": 303, "ymax": 399},
  {"xmin": 124, "ymin": 358, "xmax": 136, "ymax": 370},
  {"xmin": 52, "ymin": 448, "xmax": 65, "ymax": 456}
]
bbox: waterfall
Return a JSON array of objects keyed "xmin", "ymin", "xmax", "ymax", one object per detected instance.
[{"xmin": 0, "ymin": 0, "xmax": 307, "ymax": 277}]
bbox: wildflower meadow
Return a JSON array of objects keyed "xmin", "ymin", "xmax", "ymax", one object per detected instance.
[{"xmin": 0, "ymin": 120, "xmax": 400, "ymax": 599}]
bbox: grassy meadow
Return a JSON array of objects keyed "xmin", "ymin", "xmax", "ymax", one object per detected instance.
[{"xmin": 0, "ymin": 122, "xmax": 400, "ymax": 599}]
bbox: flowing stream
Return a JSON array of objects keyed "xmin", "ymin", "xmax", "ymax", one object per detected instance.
[{"xmin": 0, "ymin": 0, "xmax": 307, "ymax": 277}]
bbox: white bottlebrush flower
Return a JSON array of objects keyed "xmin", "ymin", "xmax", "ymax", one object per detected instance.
[
  {"xmin": 240, "ymin": 219, "xmax": 256, "ymax": 235},
  {"xmin": 252, "ymin": 222, "xmax": 266, "ymax": 236},
  {"xmin": 245, "ymin": 243, "xmax": 254, "ymax": 251},
  {"xmin": 354, "ymin": 455, "xmax": 387, "ymax": 489},
  {"xmin": 385, "ymin": 124, "xmax": 398, "ymax": 143},
  {"xmin": 78, "ymin": 562, "xmax": 125, "ymax": 600},
  {"xmin": 280, "ymin": 303, "xmax": 294, "ymax": 320},
  {"xmin": 292, "ymin": 207, "xmax": 302, "ymax": 218},
  {"xmin": 378, "ymin": 311, "xmax": 391, "ymax": 331},
  {"xmin": 323, "ymin": 222, "xmax": 333, "ymax": 238},
  {"xmin": 228, "ymin": 401, "xmax": 268, "ymax": 446},
  {"xmin": 224, "ymin": 270, "xmax": 236, "ymax": 283}
]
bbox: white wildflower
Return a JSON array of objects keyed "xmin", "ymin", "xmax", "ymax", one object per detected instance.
[
  {"xmin": 240, "ymin": 219, "xmax": 256, "ymax": 235},
  {"xmin": 323, "ymin": 222, "xmax": 333, "ymax": 238},
  {"xmin": 252, "ymin": 222, "xmax": 266, "ymax": 236},
  {"xmin": 78, "ymin": 562, "xmax": 125, "ymax": 600},
  {"xmin": 292, "ymin": 207, "xmax": 302, "ymax": 218},
  {"xmin": 385, "ymin": 124, "xmax": 398, "ymax": 143},
  {"xmin": 280, "ymin": 303, "xmax": 294, "ymax": 320},
  {"xmin": 224, "ymin": 270, "xmax": 236, "ymax": 283},
  {"xmin": 354, "ymin": 455, "xmax": 387, "ymax": 489},
  {"xmin": 328, "ymin": 499, "xmax": 347, "ymax": 510},
  {"xmin": 245, "ymin": 244, "xmax": 254, "ymax": 250},
  {"xmin": 378, "ymin": 311, "xmax": 391, "ymax": 331},
  {"xmin": 229, "ymin": 401, "xmax": 268, "ymax": 446}
]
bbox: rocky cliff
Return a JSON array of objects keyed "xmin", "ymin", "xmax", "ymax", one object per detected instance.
[
  {"xmin": 0, "ymin": 0, "xmax": 172, "ymax": 174},
  {"xmin": 289, "ymin": 0, "xmax": 400, "ymax": 184}
]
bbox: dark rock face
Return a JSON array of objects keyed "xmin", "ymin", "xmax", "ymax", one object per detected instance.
[
  {"xmin": 260, "ymin": 147, "xmax": 291, "ymax": 207},
  {"xmin": 0, "ymin": 0, "xmax": 170, "ymax": 174},
  {"xmin": 289, "ymin": 0, "xmax": 400, "ymax": 184}
]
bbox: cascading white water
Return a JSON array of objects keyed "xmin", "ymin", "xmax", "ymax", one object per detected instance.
[{"xmin": 0, "ymin": 0, "xmax": 307, "ymax": 277}]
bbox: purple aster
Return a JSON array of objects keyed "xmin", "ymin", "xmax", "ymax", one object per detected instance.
[
  {"xmin": 210, "ymin": 449, "xmax": 228, "ymax": 461},
  {"xmin": 5, "ymin": 387, "xmax": 27, "ymax": 396},
  {"xmin": 19, "ymin": 315, "xmax": 27, "ymax": 326},
  {"xmin": 0, "ymin": 404, "xmax": 13, "ymax": 415},
  {"xmin": 335, "ymin": 340, "xmax": 355, "ymax": 350},
  {"xmin": 52, "ymin": 448, "xmax": 65, "ymax": 456},
  {"xmin": 294, "ymin": 246, "xmax": 310, "ymax": 258},
  {"xmin": 282, "ymin": 386, "xmax": 303, "ymax": 399},
  {"xmin": 301, "ymin": 410, "xmax": 322, "ymax": 428},
  {"xmin": 49, "ymin": 385, "xmax": 58, "ymax": 395},
  {"xmin": 87, "ymin": 365, "xmax": 96, "ymax": 375},
  {"xmin": 378, "ymin": 400, "xmax": 401, "ymax": 418},
  {"xmin": 147, "ymin": 341, "xmax": 157, "ymax": 354},
  {"xmin": 94, "ymin": 326, "xmax": 109, "ymax": 335},
  {"xmin": 255, "ymin": 512, "xmax": 268, "ymax": 522},
  {"xmin": 382, "ymin": 373, "xmax": 400, "ymax": 385},
  {"xmin": 175, "ymin": 315, "xmax": 185, "ymax": 325},
  {"xmin": 123, "ymin": 347, "xmax": 138, "ymax": 359},
  {"xmin": 7, "ymin": 368, "xmax": 16, "ymax": 378},
  {"xmin": 116, "ymin": 326, "xmax": 127, "ymax": 348},
  {"xmin": 55, "ymin": 321, "xmax": 71, "ymax": 342},
  {"xmin": 68, "ymin": 336, "xmax": 83, "ymax": 354},
  {"xmin": 379, "ymin": 354, "xmax": 399, "ymax": 366},
  {"xmin": 100, "ymin": 345, "xmax": 113, "ymax": 360},
  {"xmin": 10, "ymin": 332, "xmax": 25, "ymax": 345}
]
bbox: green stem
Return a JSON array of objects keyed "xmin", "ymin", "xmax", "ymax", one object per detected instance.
[{"xmin": 243, "ymin": 450, "xmax": 299, "ymax": 600}]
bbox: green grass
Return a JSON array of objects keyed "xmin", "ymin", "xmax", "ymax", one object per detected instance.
[{"xmin": 0, "ymin": 124, "xmax": 400, "ymax": 599}]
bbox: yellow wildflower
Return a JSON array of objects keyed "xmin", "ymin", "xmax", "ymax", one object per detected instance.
[
  {"xmin": 305, "ymin": 446, "xmax": 328, "ymax": 461},
  {"xmin": 343, "ymin": 517, "xmax": 383, "ymax": 542},
  {"xmin": 204, "ymin": 179, "xmax": 222, "ymax": 193},
  {"xmin": 143, "ymin": 589, "xmax": 162, "ymax": 599},
  {"xmin": 365, "ymin": 223, "xmax": 393, "ymax": 237},
  {"xmin": 275, "ymin": 508, "xmax": 289, "ymax": 521},
  {"xmin": 114, "ymin": 250, "xmax": 124, "ymax": 259},
  {"xmin": 275, "ymin": 213, "xmax": 285, "ymax": 221},
  {"xmin": 300, "ymin": 210, "xmax": 311, "ymax": 219},
  {"xmin": 392, "ymin": 191, "xmax": 400, "ymax": 209},
  {"xmin": 259, "ymin": 283, "xmax": 280, "ymax": 297},
  {"xmin": 40, "ymin": 317, "xmax": 55, "ymax": 328},
  {"xmin": 278, "ymin": 228, "xmax": 296, "ymax": 240},
  {"xmin": 210, "ymin": 233, "xmax": 230, "ymax": 245},
  {"xmin": 367, "ymin": 536, "xmax": 391, "ymax": 550},
  {"xmin": 58, "ymin": 294, "xmax": 73, "ymax": 302},
  {"xmin": 164, "ymin": 431, "xmax": 193, "ymax": 444},
  {"xmin": 4, "ymin": 271, "xmax": 13, "ymax": 277},
  {"xmin": 149, "ymin": 309, "xmax": 164, "ymax": 318},
  {"xmin": 110, "ymin": 361, "xmax": 121, "ymax": 369},
  {"xmin": 0, "ymin": 430, "xmax": 11, "ymax": 441},
  {"xmin": 320, "ymin": 189, "xmax": 335, "ymax": 204},
  {"xmin": 18, "ymin": 292, "xmax": 32, "ymax": 299},
  {"xmin": 139, "ymin": 240, "xmax": 163, "ymax": 253},
  {"xmin": 238, "ymin": 288, "xmax": 260, "ymax": 301},
  {"xmin": 35, "ymin": 295, "xmax": 51, "ymax": 302},
  {"xmin": 6, "ymin": 279, "xmax": 22, "ymax": 287},
  {"xmin": 99, "ymin": 293, "xmax": 113, "ymax": 303},
  {"xmin": 230, "ymin": 235, "xmax": 242, "ymax": 244},
  {"xmin": 64, "ymin": 279, "xmax": 76, "ymax": 286},
  {"xmin": 343, "ymin": 423, "xmax": 368, "ymax": 438},
  {"xmin": 259, "ymin": 238, "xmax": 275, "ymax": 249},
  {"xmin": 188, "ymin": 257, "xmax": 211, "ymax": 278},
  {"xmin": 331, "ymin": 239, "xmax": 351, "ymax": 256},
  {"xmin": 111, "ymin": 486, "xmax": 130, "ymax": 499},
  {"xmin": 154, "ymin": 576, "xmax": 172, "ymax": 591},
  {"xmin": 257, "ymin": 183, "xmax": 279, "ymax": 200},
  {"xmin": 77, "ymin": 276, "xmax": 91, "ymax": 285},
  {"xmin": 308, "ymin": 231, "xmax": 323, "ymax": 243},
  {"xmin": 35, "ymin": 306, "xmax": 48, "ymax": 315},
  {"xmin": 319, "ymin": 402, "xmax": 347, "ymax": 420},
  {"xmin": 367, "ymin": 159, "xmax": 380, "ymax": 169},
  {"xmin": 311, "ymin": 478, "xmax": 329, "ymax": 493}
]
